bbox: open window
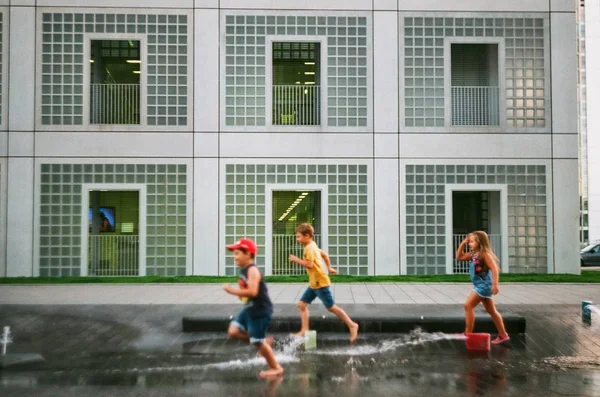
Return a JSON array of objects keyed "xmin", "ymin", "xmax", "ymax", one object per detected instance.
[
  {"xmin": 450, "ymin": 43, "xmax": 500, "ymax": 126},
  {"xmin": 90, "ymin": 40, "xmax": 141, "ymax": 125},
  {"xmin": 272, "ymin": 42, "xmax": 321, "ymax": 126}
]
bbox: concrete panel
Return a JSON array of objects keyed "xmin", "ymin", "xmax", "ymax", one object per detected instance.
[
  {"xmin": 195, "ymin": 9, "xmax": 220, "ymax": 132},
  {"xmin": 374, "ymin": 159, "xmax": 400, "ymax": 275},
  {"xmin": 36, "ymin": 0, "xmax": 194, "ymax": 7},
  {"xmin": 374, "ymin": 12, "xmax": 399, "ymax": 133},
  {"xmin": 551, "ymin": 159, "xmax": 580, "ymax": 274},
  {"xmin": 10, "ymin": 0, "xmax": 35, "ymax": 5},
  {"xmin": 552, "ymin": 134, "xmax": 578, "ymax": 159},
  {"xmin": 6, "ymin": 158, "xmax": 34, "ymax": 277},
  {"xmin": 399, "ymin": 134, "xmax": 552, "ymax": 159},
  {"xmin": 8, "ymin": 132, "xmax": 34, "ymax": 157},
  {"xmin": 35, "ymin": 132, "xmax": 194, "ymax": 158},
  {"xmin": 375, "ymin": 134, "xmax": 399, "ymax": 158},
  {"xmin": 220, "ymin": 133, "xmax": 374, "ymax": 158},
  {"xmin": 551, "ymin": 13, "xmax": 578, "ymax": 134},
  {"xmin": 194, "ymin": 158, "xmax": 219, "ymax": 275},
  {"xmin": 398, "ymin": 0, "xmax": 548, "ymax": 12},
  {"xmin": 194, "ymin": 133, "xmax": 219, "ymax": 157},
  {"xmin": 374, "ymin": 0, "xmax": 397, "ymax": 11},
  {"xmin": 195, "ymin": 0, "xmax": 218, "ymax": 7},
  {"xmin": 0, "ymin": 131, "xmax": 7, "ymax": 156},
  {"xmin": 551, "ymin": 0, "xmax": 575, "ymax": 12},
  {"xmin": 9, "ymin": 7, "xmax": 35, "ymax": 131},
  {"xmin": 219, "ymin": 0, "xmax": 372, "ymax": 10}
]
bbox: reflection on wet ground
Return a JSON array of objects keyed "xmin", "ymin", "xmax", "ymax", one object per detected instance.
[{"xmin": 1, "ymin": 304, "xmax": 600, "ymax": 396}]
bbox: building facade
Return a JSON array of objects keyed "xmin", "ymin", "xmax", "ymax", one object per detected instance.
[
  {"xmin": 583, "ymin": 0, "xmax": 600, "ymax": 245},
  {"xmin": 0, "ymin": 0, "xmax": 580, "ymax": 278}
]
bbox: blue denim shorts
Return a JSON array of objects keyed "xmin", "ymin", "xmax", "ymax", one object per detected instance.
[
  {"xmin": 230, "ymin": 308, "xmax": 272, "ymax": 344},
  {"xmin": 473, "ymin": 280, "xmax": 493, "ymax": 299},
  {"xmin": 300, "ymin": 286, "xmax": 335, "ymax": 309}
]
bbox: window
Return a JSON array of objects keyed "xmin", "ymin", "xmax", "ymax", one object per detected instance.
[
  {"xmin": 272, "ymin": 42, "xmax": 321, "ymax": 126},
  {"xmin": 451, "ymin": 43, "xmax": 500, "ymax": 126},
  {"xmin": 90, "ymin": 40, "xmax": 141, "ymax": 125}
]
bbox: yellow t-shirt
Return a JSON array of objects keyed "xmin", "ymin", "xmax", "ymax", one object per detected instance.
[{"xmin": 304, "ymin": 241, "xmax": 331, "ymax": 289}]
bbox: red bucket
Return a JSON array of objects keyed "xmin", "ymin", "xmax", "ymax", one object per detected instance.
[{"xmin": 465, "ymin": 333, "xmax": 491, "ymax": 352}]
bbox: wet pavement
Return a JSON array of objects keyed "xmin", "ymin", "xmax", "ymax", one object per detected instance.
[{"xmin": 1, "ymin": 304, "xmax": 600, "ymax": 396}]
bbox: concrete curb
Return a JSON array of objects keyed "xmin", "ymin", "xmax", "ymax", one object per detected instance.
[{"xmin": 183, "ymin": 314, "xmax": 526, "ymax": 334}]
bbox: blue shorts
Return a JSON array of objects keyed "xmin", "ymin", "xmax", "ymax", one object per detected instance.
[
  {"xmin": 230, "ymin": 308, "xmax": 272, "ymax": 344},
  {"xmin": 473, "ymin": 281, "xmax": 493, "ymax": 299},
  {"xmin": 300, "ymin": 286, "xmax": 335, "ymax": 309}
]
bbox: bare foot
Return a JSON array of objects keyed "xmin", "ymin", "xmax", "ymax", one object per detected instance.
[
  {"xmin": 293, "ymin": 330, "xmax": 307, "ymax": 338},
  {"xmin": 349, "ymin": 322, "xmax": 359, "ymax": 343},
  {"xmin": 259, "ymin": 366, "xmax": 284, "ymax": 379}
]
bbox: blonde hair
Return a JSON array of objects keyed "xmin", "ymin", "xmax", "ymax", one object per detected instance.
[
  {"xmin": 470, "ymin": 231, "xmax": 499, "ymax": 268},
  {"xmin": 295, "ymin": 223, "xmax": 314, "ymax": 238}
]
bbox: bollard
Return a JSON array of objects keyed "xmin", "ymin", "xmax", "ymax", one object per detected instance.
[
  {"xmin": 305, "ymin": 330, "xmax": 317, "ymax": 350},
  {"xmin": 582, "ymin": 301, "xmax": 593, "ymax": 324}
]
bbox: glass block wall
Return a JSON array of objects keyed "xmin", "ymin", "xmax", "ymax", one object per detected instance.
[
  {"xmin": 40, "ymin": 12, "xmax": 189, "ymax": 126},
  {"xmin": 404, "ymin": 16, "xmax": 547, "ymax": 129},
  {"xmin": 224, "ymin": 14, "xmax": 369, "ymax": 127},
  {"xmin": 39, "ymin": 163, "xmax": 188, "ymax": 277},
  {"xmin": 224, "ymin": 164, "xmax": 369, "ymax": 275},
  {"xmin": 405, "ymin": 164, "xmax": 548, "ymax": 274}
]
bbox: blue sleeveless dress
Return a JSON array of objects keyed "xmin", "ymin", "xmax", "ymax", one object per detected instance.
[{"xmin": 469, "ymin": 253, "xmax": 493, "ymax": 299}]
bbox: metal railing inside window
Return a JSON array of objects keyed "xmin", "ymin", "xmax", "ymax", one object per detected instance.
[
  {"xmin": 90, "ymin": 84, "xmax": 140, "ymax": 125},
  {"xmin": 451, "ymin": 86, "xmax": 500, "ymax": 126},
  {"xmin": 272, "ymin": 42, "xmax": 321, "ymax": 126},
  {"xmin": 272, "ymin": 85, "xmax": 321, "ymax": 126},
  {"xmin": 90, "ymin": 39, "xmax": 141, "ymax": 125}
]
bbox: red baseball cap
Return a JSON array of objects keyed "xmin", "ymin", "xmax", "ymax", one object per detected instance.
[{"xmin": 226, "ymin": 238, "xmax": 258, "ymax": 255}]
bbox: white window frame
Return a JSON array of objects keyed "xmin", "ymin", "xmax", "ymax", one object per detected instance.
[
  {"xmin": 444, "ymin": 184, "xmax": 509, "ymax": 274},
  {"xmin": 83, "ymin": 34, "xmax": 148, "ymax": 131},
  {"xmin": 80, "ymin": 183, "xmax": 147, "ymax": 277},
  {"xmin": 444, "ymin": 37, "xmax": 507, "ymax": 132},
  {"xmin": 265, "ymin": 184, "xmax": 329, "ymax": 276},
  {"xmin": 266, "ymin": 35, "xmax": 328, "ymax": 133}
]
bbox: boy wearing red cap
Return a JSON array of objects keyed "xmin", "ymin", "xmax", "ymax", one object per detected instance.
[{"xmin": 223, "ymin": 238, "xmax": 283, "ymax": 378}]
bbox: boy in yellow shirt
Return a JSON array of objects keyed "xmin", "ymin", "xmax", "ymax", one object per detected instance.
[{"xmin": 289, "ymin": 223, "xmax": 359, "ymax": 343}]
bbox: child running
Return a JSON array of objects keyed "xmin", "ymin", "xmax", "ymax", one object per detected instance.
[
  {"xmin": 223, "ymin": 238, "xmax": 283, "ymax": 378},
  {"xmin": 457, "ymin": 231, "xmax": 510, "ymax": 345},
  {"xmin": 289, "ymin": 223, "xmax": 359, "ymax": 343}
]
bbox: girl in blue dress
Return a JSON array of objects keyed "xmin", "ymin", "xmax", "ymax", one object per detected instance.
[{"xmin": 456, "ymin": 231, "xmax": 510, "ymax": 345}]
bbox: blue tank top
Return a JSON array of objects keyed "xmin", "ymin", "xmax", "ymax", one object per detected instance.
[{"xmin": 239, "ymin": 264, "xmax": 273, "ymax": 318}]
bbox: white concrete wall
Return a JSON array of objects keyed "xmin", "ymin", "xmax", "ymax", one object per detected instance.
[
  {"xmin": 552, "ymin": 160, "xmax": 581, "ymax": 274},
  {"xmin": 193, "ymin": 158, "xmax": 220, "ymax": 275},
  {"xmin": 6, "ymin": 158, "xmax": 34, "ymax": 276},
  {"xmin": 374, "ymin": 159, "xmax": 400, "ymax": 275},
  {"xmin": 586, "ymin": 0, "xmax": 600, "ymax": 242}
]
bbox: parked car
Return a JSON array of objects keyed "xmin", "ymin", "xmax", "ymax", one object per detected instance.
[{"xmin": 581, "ymin": 243, "xmax": 600, "ymax": 267}]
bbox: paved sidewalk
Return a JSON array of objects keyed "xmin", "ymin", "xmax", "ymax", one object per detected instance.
[{"xmin": 0, "ymin": 283, "xmax": 598, "ymax": 305}]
